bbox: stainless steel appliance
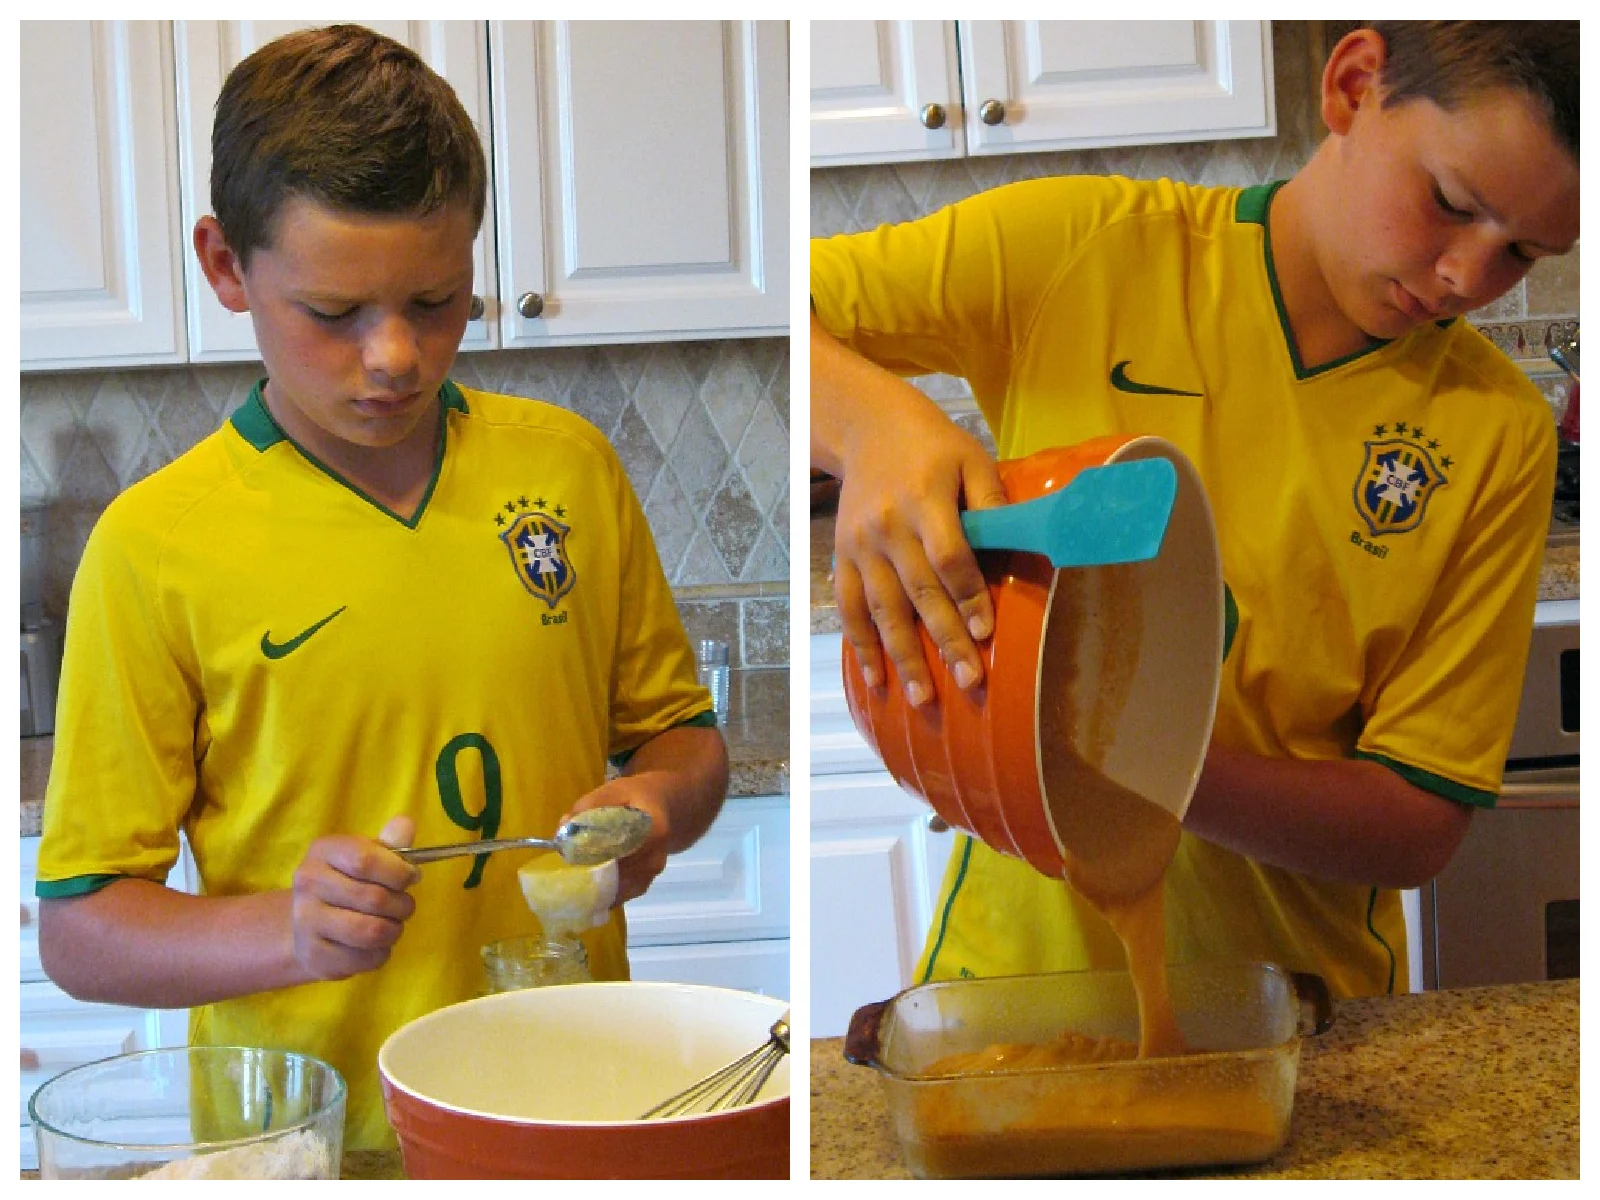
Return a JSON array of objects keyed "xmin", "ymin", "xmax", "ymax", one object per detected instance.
[
  {"xmin": 21, "ymin": 622, "xmax": 62, "ymax": 738},
  {"xmin": 21, "ymin": 503, "xmax": 62, "ymax": 737},
  {"xmin": 1414, "ymin": 333, "xmax": 1578, "ymax": 987},
  {"xmin": 1416, "ymin": 597, "xmax": 1579, "ymax": 988}
]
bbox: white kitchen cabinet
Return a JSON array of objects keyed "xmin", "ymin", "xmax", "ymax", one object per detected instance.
[
  {"xmin": 624, "ymin": 793, "xmax": 790, "ymax": 1001},
  {"xmin": 20, "ymin": 21, "xmax": 188, "ymax": 371},
  {"xmin": 489, "ymin": 20, "xmax": 788, "ymax": 346},
  {"xmin": 174, "ymin": 20, "xmax": 500, "ymax": 361},
  {"xmin": 808, "ymin": 633, "xmax": 956, "ymax": 1038},
  {"xmin": 23, "ymin": 20, "xmax": 788, "ymax": 373},
  {"xmin": 810, "ymin": 21, "xmax": 966, "ymax": 164},
  {"xmin": 19, "ymin": 835, "xmax": 196, "ymax": 1171},
  {"xmin": 811, "ymin": 20, "xmax": 1274, "ymax": 166}
]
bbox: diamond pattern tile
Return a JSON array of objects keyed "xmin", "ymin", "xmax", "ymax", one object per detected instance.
[
  {"xmin": 701, "ymin": 342, "xmax": 764, "ymax": 452},
  {"xmin": 20, "ymin": 335, "xmax": 792, "ymax": 620},
  {"xmin": 706, "ymin": 467, "xmax": 764, "ymax": 579},
  {"xmin": 736, "ymin": 397, "xmax": 788, "ymax": 518},
  {"xmin": 667, "ymin": 397, "xmax": 731, "ymax": 513},
  {"xmin": 81, "ymin": 376, "xmax": 153, "ymax": 488},
  {"xmin": 610, "ymin": 401, "xmax": 667, "ymax": 505},
  {"xmin": 641, "ymin": 466, "xmax": 697, "ymax": 581},
  {"xmin": 636, "ymin": 345, "xmax": 699, "ymax": 453}
]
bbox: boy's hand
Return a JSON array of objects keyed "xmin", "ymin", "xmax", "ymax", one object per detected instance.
[
  {"xmin": 562, "ymin": 786, "xmax": 674, "ymax": 906},
  {"xmin": 812, "ymin": 311, "xmax": 1007, "ymax": 706},
  {"xmin": 834, "ymin": 410, "xmax": 1007, "ymax": 707},
  {"xmin": 290, "ymin": 815, "xmax": 421, "ymax": 982}
]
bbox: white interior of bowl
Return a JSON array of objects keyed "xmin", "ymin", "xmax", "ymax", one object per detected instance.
[
  {"xmin": 1035, "ymin": 438, "xmax": 1223, "ymax": 827},
  {"xmin": 378, "ymin": 982, "xmax": 789, "ymax": 1124}
]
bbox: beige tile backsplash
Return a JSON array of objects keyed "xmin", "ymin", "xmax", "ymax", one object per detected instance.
[{"xmin": 20, "ymin": 339, "xmax": 790, "ymax": 665}]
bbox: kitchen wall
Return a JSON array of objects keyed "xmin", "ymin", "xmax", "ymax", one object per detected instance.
[
  {"xmin": 18, "ymin": 337, "xmax": 791, "ymax": 669},
  {"xmin": 811, "ymin": 20, "xmax": 1579, "ymax": 446}
]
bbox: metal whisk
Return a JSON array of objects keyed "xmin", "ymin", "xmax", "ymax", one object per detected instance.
[{"xmin": 640, "ymin": 1009, "xmax": 790, "ymax": 1118}]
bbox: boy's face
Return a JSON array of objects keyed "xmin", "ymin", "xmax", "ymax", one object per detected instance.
[
  {"xmin": 197, "ymin": 198, "xmax": 476, "ymax": 459},
  {"xmin": 1319, "ymin": 84, "xmax": 1578, "ymax": 343}
]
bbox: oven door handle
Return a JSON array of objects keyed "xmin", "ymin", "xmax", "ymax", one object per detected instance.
[{"xmin": 1495, "ymin": 777, "xmax": 1580, "ymax": 807}]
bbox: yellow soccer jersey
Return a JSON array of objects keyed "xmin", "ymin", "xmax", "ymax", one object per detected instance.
[
  {"xmin": 813, "ymin": 176, "xmax": 1555, "ymax": 997},
  {"xmin": 37, "ymin": 380, "xmax": 713, "ymax": 1148}
]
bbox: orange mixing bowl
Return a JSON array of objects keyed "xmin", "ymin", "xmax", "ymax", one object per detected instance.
[
  {"xmin": 842, "ymin": 435, "xmax": 1222, "ymax": 877},
  {"xmin": 377, "ymin": 982, "xmax": 789, "ymax": 1178}
]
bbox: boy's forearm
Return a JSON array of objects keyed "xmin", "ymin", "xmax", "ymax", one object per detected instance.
[
  {"xmin": 1182, "ymin": 746, "xmax": 1474, "ymax": 890},
  {"xmin": 38, "ymin": 878, "xmax": 313, "ymax": 1009},
  {"xmin": 810, "ymin": 310, "xmax": 941, "ymax": 476},
  {"xmin": 621, "ymin": 724, "xmax": 729, "ymax": 852}
]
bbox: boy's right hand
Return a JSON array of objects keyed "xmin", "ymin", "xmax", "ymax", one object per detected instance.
[
  {"xmin": 834, "ymin": 408, "xmax": 1008, "ymax": 708},
  {"xmin": 290, "ymin": 815, "xmax": 421, "ymax": 982}
]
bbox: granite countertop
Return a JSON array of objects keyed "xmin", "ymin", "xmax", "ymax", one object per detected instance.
[
  {"xmin": 20, "ymin": 667, "xmax": 788, "ymax": 838},
  {"xmin": 812, "ymin": 510, "xmax": 1580, "ymax": 633},
  {"xmin": 810, "ymin": 978, "xmax": 1579, "ymax": 1180}
]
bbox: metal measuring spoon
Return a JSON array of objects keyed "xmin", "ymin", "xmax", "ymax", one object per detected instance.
[{"xmin": 397, "ymin": 805, "xmax": 653, "ymax": 867}]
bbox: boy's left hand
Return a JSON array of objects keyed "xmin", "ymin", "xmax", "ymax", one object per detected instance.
[{"xmin": 561, "ymin": 785, "xmax": 671, "ymax": 905}]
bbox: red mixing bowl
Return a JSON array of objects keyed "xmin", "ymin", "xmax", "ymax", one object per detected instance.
[
  {"xmin": 378, "ymin": 982, "xmax": 789, "ymax": 1178},
  {"xmin": 842, "ymin": 435, "xmax": 1223, "ymax": 877}
]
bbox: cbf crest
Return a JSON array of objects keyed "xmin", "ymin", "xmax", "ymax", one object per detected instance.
[
  {"xmin": 499, "ymin": 504, "xmax": 576, "ymax": 608},
  {"xmin": 1354, "ymin": 432, "xmax": 1449, "ymax": 538}
]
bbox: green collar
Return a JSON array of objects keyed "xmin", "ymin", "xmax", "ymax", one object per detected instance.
[
  {"xmin": 1233, "ymin": 180, "xmax": 1283, "ymax": 228},
  {"xmin": 1237, "ymin": 181, "xmax": 1399, "ymax": 378},
  {"xmin": 228, "ymin": 379, "xmax": 469, "ymax": 528},
  {"xmin": 230, "ymin": 378, "xmax": 468, "ymax": 450}
]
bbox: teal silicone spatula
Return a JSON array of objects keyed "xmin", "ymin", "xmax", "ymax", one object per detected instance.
[{"xmin": 959, "ymin": 457, "xmax": 1178, "ymax": 568}]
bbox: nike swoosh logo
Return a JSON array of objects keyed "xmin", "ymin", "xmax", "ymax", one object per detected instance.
[
  {"xmin": 1109, "ymin": 360, "xmax": 1203, "ymax": 397},
  {"xmin": 261, "ymin": 606, "xmax": 347, "ymax": 660}
]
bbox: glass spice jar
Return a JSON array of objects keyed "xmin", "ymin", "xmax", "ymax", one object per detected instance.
[{"xmin": 481, "ymin": 935, "xmax": 592, "ymax": 993}]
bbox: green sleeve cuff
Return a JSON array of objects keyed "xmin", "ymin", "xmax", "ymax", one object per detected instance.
[
  {"xmin": 35, "ymin": 874, "xmax": 126, "ymax": 900},
  {"xmin": 609, "ymin": 709, "xmax": 719, "ymax": 770},
  {"xmin": 1223, "ymin": 582, "xmax": 1238, "ymax": 661},
  {"xmin": 1354, "ymin": 750, "xmax": 1498, "ymax": 808}
]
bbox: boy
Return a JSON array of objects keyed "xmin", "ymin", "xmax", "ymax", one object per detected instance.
[
  {"xmin": 36, "ymin": 25, "xmax": 727, "ymax": 1151},
  {"xmin": 812, "ymin": 23, "xmax": 1577, "ymax": 998}
]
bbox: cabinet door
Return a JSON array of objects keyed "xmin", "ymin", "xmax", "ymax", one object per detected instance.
[
  {"xmin": 810, "ymin": 21, "xmax": 964, "ymax": 166},
  {"xmin": 20, "ymin": 21, "xmax": 187, "ymax": 371},
  {"xmin": 490, "ymin": 20, "xmax": 788, "ymax": 346},
  {"xmin": 959, "ymin": 20, "xmax": 1274, "ymax": 154},
  {"xmin": 624, "ymin": 794, "xmax": 790, "ymax": 947},
  {"xmin": 810, "ymin": 773, "xmax": 957, "ymax": 1038},
  {"xmin": 175, "ymin": 20, "xmax": 499, "ymax": 360}
]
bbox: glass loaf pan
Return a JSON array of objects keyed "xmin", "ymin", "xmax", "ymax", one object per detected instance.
[{"xmin": 844, "ymin": 961, "xmax": 1332, "ymax": 1178}]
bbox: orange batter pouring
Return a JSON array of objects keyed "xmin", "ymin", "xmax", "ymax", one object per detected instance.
[{"xmin": 1042, "ymin": 559, "xmax": 1187, "ymax": 1060}]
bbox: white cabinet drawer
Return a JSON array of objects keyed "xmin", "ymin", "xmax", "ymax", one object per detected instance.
[
  {"xmin": 19, "ymin": 979, "xmax": 187, "ymax": 1162},
  {"xmin": 809, "ymin": 633, "xmax": 885, "ymax": 775},
  {"xmin": 628, "ymin": 939, "xmax": 789, "ymax": 1000},
  {"xmin": 20, "ymin": 833, "xmax": 194, "ymax": 1171},
  {"xmin": 623, "ymin": 794, "xmax": 789, "ymax": 946}
]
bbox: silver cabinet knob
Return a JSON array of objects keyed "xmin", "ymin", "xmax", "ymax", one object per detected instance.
[
  {"xmin": 979, "ymin": 99, "xmax": 1006, "ymax": 126},
  {"xmin": 468, "ymin": 295, "xmax": 485, "ymax": 321},
  {"xmin": 920, "ymin": 102, "xmax": 947, "ymax": 130},
  {"xmin": 517, "ymin": 292, "xmax": 545, "ymax": 319}
]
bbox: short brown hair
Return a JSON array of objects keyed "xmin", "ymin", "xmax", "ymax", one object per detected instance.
[
  {"xmin": 1367, "ymin": 21, "xmax": 1578, "ymax": 160},
  {"xmin": 211, "ymin": 24, "xmax": 488, "ymax": 270}
]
